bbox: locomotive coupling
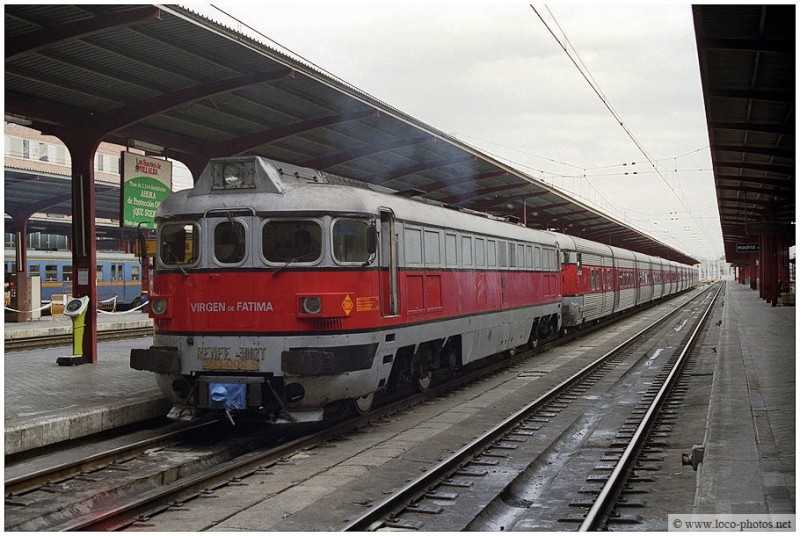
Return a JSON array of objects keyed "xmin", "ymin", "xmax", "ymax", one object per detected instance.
[{"xmin": 681, "ymin": 444, "xmax": 705, "ymax": 471}]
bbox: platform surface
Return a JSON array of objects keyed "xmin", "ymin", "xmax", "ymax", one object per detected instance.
[
  {"xmin": 694, "ymin": 282, "xmax": 795, "ymax": 515},
  {"xmin": 4, "ymin": 311, "xmax": 168, "ymax": 456}
]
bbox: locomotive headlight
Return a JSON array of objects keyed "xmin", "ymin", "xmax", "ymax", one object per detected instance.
[
  {"xmin": 223, "ymin": 162, "xmax": 245, "ymax": 188},
  {"xmin": 300, "ymin": 296, "xmax": 322, "ymax": 315},
  {"xmin": 151, "ymin": 297, "xmax": 169, "ymax": 316}
]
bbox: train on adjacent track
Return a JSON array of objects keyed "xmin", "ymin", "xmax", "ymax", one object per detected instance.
[
  {"xmin": 131, "ymin": 156, "xmax": 697, "ymax": 424},
  {"xmin": 4, "ymin": 249, "xmax": 145, "ymax": 310}
]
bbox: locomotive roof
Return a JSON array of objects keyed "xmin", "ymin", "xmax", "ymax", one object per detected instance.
[{"xmin": 158, "ymin": 157, "xmax": 560, "ymax": 247}]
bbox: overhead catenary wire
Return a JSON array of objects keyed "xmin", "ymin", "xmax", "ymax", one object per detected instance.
[{"xmin": 530, "ymin": 4, "xmax": 721, "ymax": 259}]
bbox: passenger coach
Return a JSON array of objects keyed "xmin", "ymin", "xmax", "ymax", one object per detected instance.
[{"xmin": 548, "ymin": 231, "xmax": 698, "ymax": 330}]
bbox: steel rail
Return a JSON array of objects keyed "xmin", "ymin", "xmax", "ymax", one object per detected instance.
[
  {"xmin": 341, "ymin": 288, "xmax": 711, "ymax": 531},
  {"xmin": 5, "ymin": 421, "xmax": 218, "ymax": 497},
  {"xmin": 5, "ymin": 325, "xmax": 152, "ymax": 350},
  {"xmin": 578, "ymin": 283, "xmax": 722, "ymax": 531}
]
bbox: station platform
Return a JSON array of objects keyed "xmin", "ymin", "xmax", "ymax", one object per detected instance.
[
  {"xmin": 694, "ymin": 282, "xmax": 795, "ymax": 514},
  {"xmin": 4, "ymin": 311, "xmax": 169, "ymax": 456},
  {"xmin": 3, "ymin": 283, "xmax": 796, "ymax": 521}
]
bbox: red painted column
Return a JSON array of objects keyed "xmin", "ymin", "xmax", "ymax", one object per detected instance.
[{"xmin": 63, "ymin": 135, "xmax": 101, "ymax": 364}]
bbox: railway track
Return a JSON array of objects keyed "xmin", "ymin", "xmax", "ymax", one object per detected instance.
[
  {"xmin": 342, "ymin": 284, "xmax": 721, "ymax": 531},
  {"xmin": 4, "ymin": 287, "xmax": 714, "ymax": 531},
  {"xmin": 4, "ymin": 325, "xmax": 153, "ymax": 350}
]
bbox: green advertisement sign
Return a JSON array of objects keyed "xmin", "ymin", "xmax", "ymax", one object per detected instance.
[{"xmin": 121, "ymin": 152, "xmax": 172, "ymax": 229}]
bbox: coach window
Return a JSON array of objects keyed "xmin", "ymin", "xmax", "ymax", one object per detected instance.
[
  {"xmin": 214, "ymin": 221, "xmax": 246, "ymax": 264},
  {"xmin": 63, "ymin": 265, "xmax": 72, "ymax": 282},
  {"xmin": 45, "ymin": 264, "xmax": 58, "ymax": 282},
  {"xmin": 516, "ymin": 244, "xmax": 525, "ymax": 270},
  {"xmin": 487, "ymin": 240, "xmax": 497, "ymax": 267},
  {"xmin": 160, "ymin": 223, "xmax": 199, "ymax": 267},
  {"xmin": 264, "ymin": 220, "xmax": 322, "ymax": 263},
  {"xmin": 96, "ymin": 265, "xmax": 104, "ymax": 282},
  {"xmin": 332, "ymin": 219, "xmax": 369, "ymax": 263},
  {"xmin": 131, "ymin": 264, "xmax": 140, "ymax": 282},
  {"xmin": 29, "ymin": 264, "xmax": 40, "ymax": 279}
]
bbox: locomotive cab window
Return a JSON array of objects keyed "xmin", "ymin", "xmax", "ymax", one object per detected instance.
[
  {"xmin": 214, "ymin": 221, "xmax": 246, "ymax": 264},
  {"xmin": 333, "ymin": 218, "xmax": 370, "ymax": 263},
  {"xmin": 263, "ymin": 220, "xmax": 321, "ymax": 263},
  {"xmin": 160, "ymin": 223, "xmax": 199, "ymax": 267}
]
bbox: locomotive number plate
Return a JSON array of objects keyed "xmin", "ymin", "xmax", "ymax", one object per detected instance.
[
  {"xmin": 200, "ymin": 357, "xmax": 259, "ymax": 371},
  {"xmin": 197, "ymin": 345, "xmax": 266, "ymax": 371}
]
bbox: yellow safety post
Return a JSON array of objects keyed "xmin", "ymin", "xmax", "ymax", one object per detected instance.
[{"xmin": 57, "ymin": 296, "xmax": 91, "ymax": 366}]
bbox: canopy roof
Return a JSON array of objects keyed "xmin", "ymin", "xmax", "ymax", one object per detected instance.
[{"xmin": 5, "ymin": 4, "xmax": 699, "ymax": 264}]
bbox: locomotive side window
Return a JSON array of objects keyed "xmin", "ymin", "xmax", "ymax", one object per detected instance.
[
  {"xmin": 475, "ymin": 237, "xmax": 486, "ymax": 267},
  {"xmin": 424, "ymin": 230, "xmax": 441, "ymax": 266},
  {"xmin": 487, "ymin": 240, "xmax": 497, "ymax": 267},
  {"xmin": 498, "ymin": 241, "xmax": 508, "ymax": 268},
  {"xmin": 160, "ymin": 223, "xmax": 199, "ymax": 266},
  {"xmin": 462, "ymin": 236, "xmax": 473, "ymax": 266},
  {"xmin": 263, "ymin": 220, "xmax": 321, "ymax": 263},
  {"xmin": 332, "ymin": 219, "xmax": 369, "ymax": 263},
  {"xmin": 404, "ymin": 228, "xmax": 423, "ymax": 265},
  {"xmin": 445, "ymin": 233, "xmax": 458, "ymax": 267},
  {"xmin": 214, "ymin": 221, "xmax": 246, "ymax": 264}
]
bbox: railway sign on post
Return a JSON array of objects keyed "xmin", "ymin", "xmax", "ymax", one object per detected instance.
[
  {"xmin": 736, "ymin": 243, "xmax": 760, "ymax": 253},
  {"xmin": 121, "ymin": 151, "xmax": 172, "ymax": 229}
]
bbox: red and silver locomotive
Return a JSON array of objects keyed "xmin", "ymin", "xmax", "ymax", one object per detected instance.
[{"xmin": 131, "ymin": 156, "xmax": 565, "ymax": 423}]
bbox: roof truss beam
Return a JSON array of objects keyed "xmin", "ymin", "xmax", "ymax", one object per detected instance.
[
  {"xmin": 710, "ymin": 121, "xmax": 794, "ymax": 136},
  {"xmin": 6, "ymin": 6, "xmax": 161, "ymax": 61}
]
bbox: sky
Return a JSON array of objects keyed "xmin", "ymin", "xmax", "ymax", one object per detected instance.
[{"xmin": 191, "ymin": 1, "xmax": 724, "ymax": 261}]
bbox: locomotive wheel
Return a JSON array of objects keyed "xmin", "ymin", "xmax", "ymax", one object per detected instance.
[
  {"xmin": 412, "ymin": 346, "xmax": 434, "ymax": 392},
  {"xmin": 412, "ymin": 369, "xmax": 432, "ymax": 392},
  {"xmin": 350, "ymin": 392, "xmax": 375, "ymax": 415}
]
